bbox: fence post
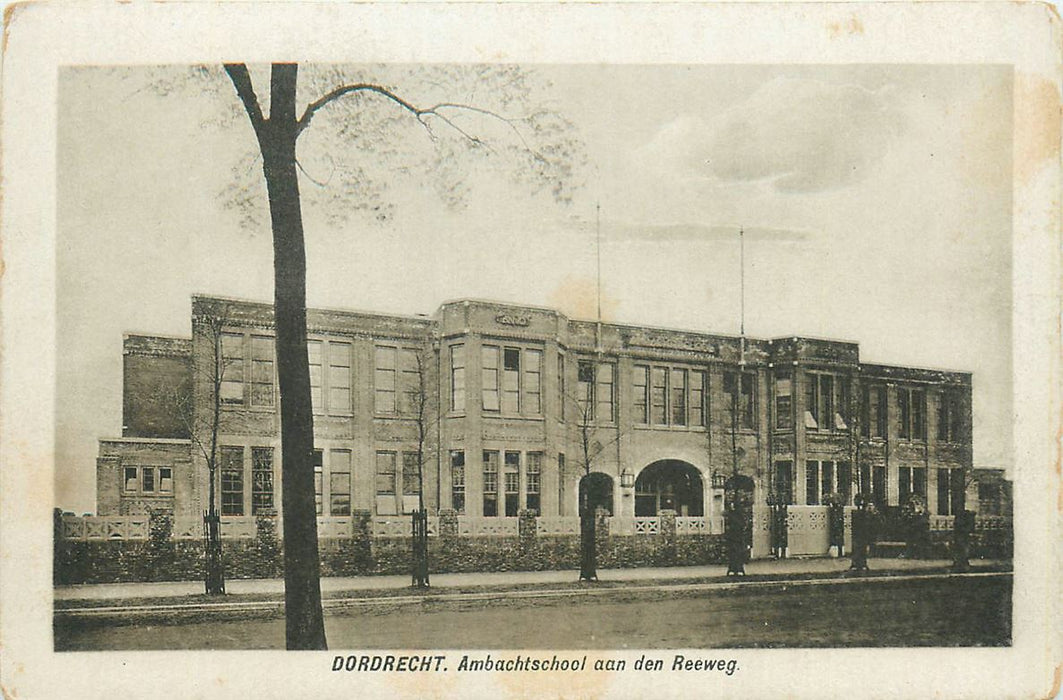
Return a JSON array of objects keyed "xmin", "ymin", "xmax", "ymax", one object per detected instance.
[{"xmin": 659, "ymin": 509, "xmax": 677, "ymax": 567}]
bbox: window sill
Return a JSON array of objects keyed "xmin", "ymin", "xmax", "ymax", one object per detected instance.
[
  {"xmin": 632, "ymin": 424, "xmax": 707, "ymax": 433},
  {"xmin": 482, "ymin": 414, "xmax": 545, "ymax": 422}
]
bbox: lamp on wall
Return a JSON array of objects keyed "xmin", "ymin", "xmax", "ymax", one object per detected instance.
[{"xmin": 620, "ymin": 469, "xmax": 635, "ymax": 489}]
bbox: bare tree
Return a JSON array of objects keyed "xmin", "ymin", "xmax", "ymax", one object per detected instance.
[
  {"xmin": 214, "ymin": 63, "xmax": 582, "ymax": 649},
  {"xmin": 564, "ymin": 365, "xmax": 623, "ymax": 582},
  {"xmin": 154, "ymin": 300, "xmax": 235, "ymax": 594},
  {"xmin": 405, "ymin": 344, "xmax": 437, "ymax": 588}
]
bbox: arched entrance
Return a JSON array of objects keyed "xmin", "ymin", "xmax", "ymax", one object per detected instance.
[
  {"xmin": 634, "ymin": 460, "xmax": 704, "ymax": 516},
  {"xmin": 578, "ymin": 472, "xmax": 614, "ymax": 516}
]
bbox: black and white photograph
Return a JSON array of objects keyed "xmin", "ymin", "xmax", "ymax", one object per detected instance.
[{"xmin": 1, "ymin": 3, "xmax": 1059, "ymax": 699}]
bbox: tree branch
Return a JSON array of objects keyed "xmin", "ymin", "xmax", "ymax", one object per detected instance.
[{"xmin": 224, "ymin": 63, "xmax": 267, "ymax": 139}]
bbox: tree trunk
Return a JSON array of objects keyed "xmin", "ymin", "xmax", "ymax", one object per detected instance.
[
  {"xmin": 579, "ymin": 489, "xmax": 597, "ymax": 581},
  {"xmin": 259, "ymin": 64, "xmax": 327, "ymax": 650}
]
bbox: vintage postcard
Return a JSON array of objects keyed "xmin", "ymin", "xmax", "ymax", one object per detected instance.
[{"xmin": 1, "ymin": 2, "xmax": 1059, "ymax": 699}]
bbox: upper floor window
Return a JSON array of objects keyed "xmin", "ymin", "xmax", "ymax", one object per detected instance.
[
  {"xmin": 804, "ymin": 372, "xmax": 850, "ymax": 432},
  {"xmin": 575, "ymin": 359, "xmax": 616, "ymax": 423},
  {"xmin": 329, "ymin": 449, "xmax": 352, "ymax": 516},
  {"xmin": 220, "ymin": 332, "xmax": 245, "ymax": 403},
  {"xmin": 775, "ymin": 371, "xmax": 793, "ymax": 430},
  {"xmin": 898, "ymin": 387, "xmax": 926, "ymax": 440},
  {"xmin": 861, "ymin": 383, "xmax": 888, "ymax": 438},
  {"xmin": 450, "ymin": 344, "xmax": 465, "ymax": 412},
  {"xmin": 937, "ymin": 389, "xmax": 965, "ymax": 442},
  {"xmin": 723, "ymin": 370, "xmax": 756, "ymax": 430},
  {"xmin": 557, "ymin": 353, "xmax": 566, "ymax": 421},
  {"xmin": 482, "ymin": 344, "xmax": 543, "ymax": 416},
  {"xmin": 374, "ymin": 346, "xmax": 397, "ymax": 413},
  {"xmin": 636, "ymin": 364, "xmax": 705, "ymax": 428},
  {"xmin": 310, "ymin": 339, "xmax": 353, "ymax": 415},
  {"xmin": 249, "ymin": 336, "xmax": 275, "ymax": 407}
]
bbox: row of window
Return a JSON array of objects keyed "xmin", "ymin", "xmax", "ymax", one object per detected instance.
[
  {"xmin": 216, "ymin": 333, "xmax": 966, "ymax": 442},
  {"xmin": 122, "ymin": 466, "xmax": 174, "ymax": 494},
  {"xmin": 771, "ymin": 460, "xmax": 966, "ymax": 514}
]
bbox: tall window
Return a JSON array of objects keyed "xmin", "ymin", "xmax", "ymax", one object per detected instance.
[
  {"xmin": 557, "ymin": 353, "xmax": 565, "ymax": 421},
  {"xmin": 524, "ymin": 349, "xmax": 542, "ymax": 414},
  {"xmin": 773, "ymin": 461, "xmax": 794, "ymax": 504},
  {"xmin": 670, "ymin": 368, "xmax": 687, "ymax": 425},
  {"xmin": 220, "ymin": 446, "xmax": 244, "ymax": 515},
  {"xmin": 482, "ymin": 451, "xmax": 499, "ymax": 516},
  {"xmin": 938, "ymin": 389, "xmax": 964, "ymax": 442},
  {"xmin": 142, "ymin": 467, "xmax": 155, "ymax": 493},
  {"xmin": 399, "ymin": 349, "xmax": 420, "ymax": 415},
  {"xmin": 313, "ymin": 449, "xmax": 324, "ymax": 515},
  {"xmin": 937, "ymin": 467, "xmax": 965, "ymax": 515},
  {"xmin": 862, "ymin": 384, "xmax": 887, "ymax": 438},
  {"xmin": 805, "ymin": 460, "xmax": 846, "ymax": 504},
  {"xmin": 124, "ymin": 466, "xmax": 138, "ymax": 492},
  {"xmin": 577, "ymin": 360, "xmax": 595, "ymax": 420},
  {"xmin": 504, "ymin": 451, "xmax": 520, "ymax": 516},
  {"xmin": 308, "ymin": 340, "xmax": 323, "ymax": 412},
  {"xmin": 690, "ymin": 371, "xmax": 706, "ymax": 427},
  {"xmin": 220, "ymin": 333, "xmax": 244, "ymax": 403},
  {"xmin": 837, "ymin": 462, "xmax": 852, "ymax": 503},
  {"xmin": 526, "ymin": 452, "xmax": 542, "ymax": 515},
  {"xmin": 633, "ymin": 365, "xmax": 649, "ymax": 424},
  {"xmin": 775, "ymin": 371, "xmax": 793, "ymax": 429},
  {"xmin": 251, "ymin": 447, "xmax": 274, "ymax": 514},
  {"xmin": 805, "ymin": 460, "xmax": 820, "ymax": 505},
  {"xmin": 159, "ymin": 467, "xmax": 173, "ymax": 493},
  {"xmin": 502, "ymin": 348, "xmax": 521, "ymax": 413},
  {"xmin": 898, "ymin": 465, "xmax": 927, "ymax": 503},
  {"xmin": 650, "ymin": 367, "xmax": 667, "ymax": 425},
  {"xmin": 482, "ymin": 346, "xmax": 500, "ymax": 412},
  {"xmin": 596, "ymin": 363, "xmax": 616, "ymax": 423},
  {"xmin": 898, "ymin": 387, "xmax": 926, "ymax": 440},
  {"xmin": 374, "ymin": 346, "xmax": 397, "ymax": 413},
  {"xmin": 450, "ymin": 344, "xmax": 465, "ymax": 412},
  {"xmin": 558, "ymin": 453, "xmax": 566, "ymax": 516},
  {"xmin": 402, "ymin": 452, "xmax": 421, "ymax": 499},
  {"xmin": 450, "ymin": 450, "xmax": 465, "ymax": 513},
  {"xmin": 329, "ymin": 449, "xmax": 351, "ymax": 515},
  {"xmin": 724, "ymin": 371, "xmax": 756, "ymax": 430},
  {"xmin": 375, "ymin": 451, "xmax": 396, "ymax": 497},
  {"xmin": 250, "ymin": 336, "xmax": 275, "ymax": 407},
  {"xmin": 328, "ymin": 341, "xmax": 352, "ymax": 414}
]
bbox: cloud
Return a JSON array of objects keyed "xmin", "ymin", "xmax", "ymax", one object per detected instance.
[{"xmin": 637, "ymin": 77, "xmax": 905, "ymax": 193}]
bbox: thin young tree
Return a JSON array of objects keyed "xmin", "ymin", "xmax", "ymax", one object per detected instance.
[
  {"xmin": 566, "ymin": 362, "xmax": 623, "ymax": 582},
  {"xmin": 154, "ymin": 300, "xmax": 235, "ymax": 594},
  {"xmin": 403, "ymin": 344, "xmax": 437, "ymax": 588},
  {"xmin": 217, "ymin": 63, "xmax": 582, "ymax": 648}
]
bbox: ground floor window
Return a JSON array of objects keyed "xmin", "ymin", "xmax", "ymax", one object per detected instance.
[
  {"xmin": 483, "ymin": 451, "xmax": 499, "ymax": 517},
  {"xmin": 220, "ymin": 446, "xmax": 244, "ymax": 516},
  {"xmin": 634, "ymin": 461, "xmax": 699, "ymax": 516},
  {"xmin": 898, "ymin": 466, "xmax": 926, "ymax": 505},
  {"xmin": 450, "ymin": 450, "xmax": 465, "ymax": 514},
  {"xmin": 805, "ymin": 460, "xmax": 852, "ymax": 505},
  {"xmin": 773, "ymin": 461, "xmax": 794, "ymax": 505},
  {"xmin": 329, "ymin": 449, "xmax": 351, "ymax": 516},
  {"xmin": 251, "ymin": 447, "xmax": 274, "ymax": 514},
  {"xmin": 936, "ymin": 467, "xmax": 965, "ymax": 515},
  {"xmin": 503, "ymin": 452, "xmax": 520, "ymax": 516},
  {"xmin": 526, "ymin": 452, "xmax": 542, "ymax": 515}
]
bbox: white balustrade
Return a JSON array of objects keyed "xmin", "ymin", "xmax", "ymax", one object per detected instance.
[{"xmin": 537, "ymin": 517, "xmax": 581, "ymax": 536}]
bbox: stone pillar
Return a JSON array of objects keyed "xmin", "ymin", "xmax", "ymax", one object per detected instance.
[
  {"xmin": 437, "ymin": 508, "xmax": 459, "ymax": 539},
  {"xmin": 660, "ymin": 509, "xmax": 677, "ymax": 566},
  {"xmin": 518, "ymin": 509, "xmax": 538, "ymax": 553}
]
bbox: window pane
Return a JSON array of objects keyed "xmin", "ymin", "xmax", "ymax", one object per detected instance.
[
  {"xmin": 159, "ymin": 467, "xmax": 173, "ymax": 493},
  {"xmin": 651, "ymin": 367, "xmax": 667, "ymax": 425},
  {"xmin": 220, "ymin": 333, "xmax": 244, "ymax": 404},
  {"xmin": 375, "ymin": 452, "xmax": 396, "ymax": 495},
  {"xmin": 451, "ymin": 345, "xmax": 465, "ymax": 412},
  {"xmin": 142, "ymin": 468, "xmax": 155, "ymax": 493},
  {"xmin": 220, "ymin": 446, "xmax": 244, "ymax": 516},
  {"xmin": 806, "ymin": 461, "xmax": 819, "ymax": 505},
  {"xmin": 633, "ymin": 366, "xmax": 649, "ymax": 424},
  {"xmin": 898, "ymin": 389, "xmax": 911, "ymax": 439},
  {"xmin": 374, "ymin": 346, "xmax": 397, "ymax": 413},
  {"xmin": 502, "ymin": 347, "xmax": 520, "ymax": 413},
  {"xmin": 328, "ymin": 341, "xmax": 352, "ymax": 414},
  {"xmin": 482, "ymin": 451, "xmax": 499, "ymax": 517},
  {"xmin": 596, "ymin": 363, "xmax": 615, "ymax": 422},
  {"xmin": 329, "ymin": 472, "xmax": 351, "ymax": 515},
  {"xmin": 403, "ymin": 452, "xmax": 421, "ymax": 495},
  {"xmin": 250, "ymin": 336, "xmax": 275, "ymax": 407},
  {"xmin": 670, "ymin": 368, "xmax": 686, "ymax": 425},
  {"xmin": 307, "ymin": 340, "xmax": 323, "ymax": 412},
  {"xmin": 482, "ymin": 346, "xmax": 499, "ymax": 411},
  {"xmin": 251, "ymin": 447, "xmax": 274, "ymax": 514},
  {"xmin": 524, "ymin": 349, "xmax": 542, "ymax": 414},
  {"xmin": 450, "ymin": 450, "xmax": 465, "ymax": 513},
  {"xmin": 577, "ymin": 360, "xmax": 594, "ymax": 420},
  {"xmin": 124, "ymin": 467, "xmax": 138, "ymax": 492}
]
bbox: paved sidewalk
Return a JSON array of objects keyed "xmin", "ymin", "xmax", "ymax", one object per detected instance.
[{"xmin": 54, "ymin": 557, "xmax": 1002, "ymax": 602}]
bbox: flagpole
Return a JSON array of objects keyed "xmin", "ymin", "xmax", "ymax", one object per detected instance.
[{"xmin": 739, "ymin": 226, "xmax": 746, "ymax": 366}]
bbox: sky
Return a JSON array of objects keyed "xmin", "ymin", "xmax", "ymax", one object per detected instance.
[{"xmin": 56, "ymin": 64, "xmax": 1013, "ymax": 514}]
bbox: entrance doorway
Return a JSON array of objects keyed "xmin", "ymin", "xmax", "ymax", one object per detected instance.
[
  {"xmin": 634, "ymin": 460, "xmax": 704, "ymax": 516},
  {"xmin": 578, "ymin": 472, "xmax": 614, "ymax": 516}
]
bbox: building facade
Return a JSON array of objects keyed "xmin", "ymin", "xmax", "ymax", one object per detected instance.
[{"xmin": 97, "ymin": 295, "xmax": 976, "ymax": 527}]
